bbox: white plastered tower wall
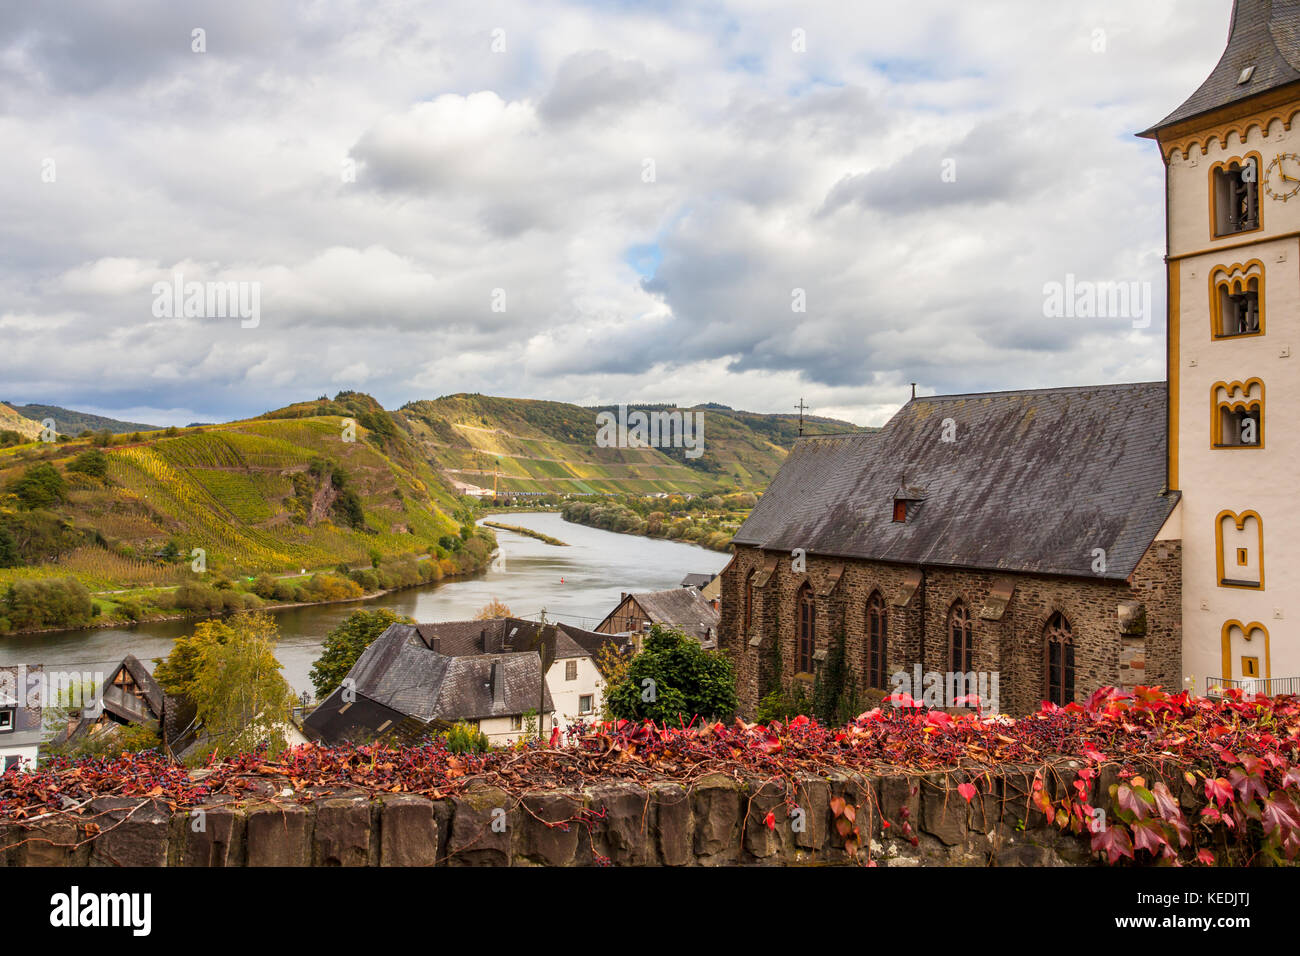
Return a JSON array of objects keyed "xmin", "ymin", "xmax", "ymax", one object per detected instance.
[{"xmin": 1161, "ymin": 110, "xmax": 1300, "ymax": 690}]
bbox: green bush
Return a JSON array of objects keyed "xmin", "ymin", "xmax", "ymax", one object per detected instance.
[
  {"xmin": 605, "ymin": 625, "xmax": 737, "ymax": 724},
  {"xmin": 3, "ymin": 577, "xmax": 93, "ymax": 629},
  {"xmin": 66, "ymin": 448, "xmax": 109, "ymax": 478},
  {"xmin": 7, "ymin": 463, "xmax": 67, "ymax": 509},
  {"xmin": 441, "ymin": 721, "xmax": 490, "ymax": 754}
]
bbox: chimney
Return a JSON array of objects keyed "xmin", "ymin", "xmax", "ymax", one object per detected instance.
[
  {"xmin": 480, "ymin": 628, "xmax": 487, "ymax": 653},
  {"xmin": 620, "ymin": 592, "xmax": 628, "ymax": 604},
  {"xmin": 491, "ymin": 659, "xmax": 506, "ymax": 712},
  {"xmin": 710, "ymin": 598, "xmax": 719, "ymax": 611},
  {"xmin": 431, "ymin": 637, "xmax": 441, "ymax": 654}
]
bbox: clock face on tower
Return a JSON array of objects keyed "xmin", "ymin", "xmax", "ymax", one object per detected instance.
[{"xmin": 1264, "ymin": 152, "xmax": 1300, "ymax": 201}]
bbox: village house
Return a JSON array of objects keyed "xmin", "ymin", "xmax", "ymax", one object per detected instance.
[
  {"xmin": 0, "ymin": 664, "xmax": 42, "ymax": 772},
  {"xmin": 596, "ymin": 587, "xmax": 722, "ymax": 647},
  {"xmin": 51, "ymin": 656, "xmax": 189, "ymax": 754},
  {"xmin": 304, "ymin": 617, "xmax": 631, "ymax": 746},
  {"xmin": 719, "ymin": 383, "xmax": 1183, "ymax": 716}
]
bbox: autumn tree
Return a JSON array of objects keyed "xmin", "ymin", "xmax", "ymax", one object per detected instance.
[
  {"xmin": 473, "ymin": 598, "xmax": 512, "ymax": 620},
  {"xmin": 309, "ymin": 608, "xmax": 412, "ymax": 699}
]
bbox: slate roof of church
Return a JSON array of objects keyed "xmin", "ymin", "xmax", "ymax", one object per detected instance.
[
  {"xmin": 731, "ymin": 382, "xmax": 1178, "ymax": 581},
  {"xmin": 1141, "ymin": 0, "xmax": 1300, "ymax": 136}
]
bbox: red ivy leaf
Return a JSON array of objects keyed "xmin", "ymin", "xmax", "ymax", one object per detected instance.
[
  {"xmin": 957, "ymin": 783, "xmax": 977, "ymax": 803},
  {"xmin": 1091, "ymin": 824, "xmax": 1135, "ymax": 864}
]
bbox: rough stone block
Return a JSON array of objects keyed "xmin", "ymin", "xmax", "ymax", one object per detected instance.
[
  {"xmin": 176, "ymin": 803, "xmax": 242, "ymax": 867},
  {"xmin": 515, "ymin": 791, "xmax": 583, "ymax": 866},
  {"xmin": 447, "ymin": 786, "xmax": 512, "ymax": 866},
  {"xmin": 920, "ymin": 773, "xmax": 968, "ymax": 847},
  {"xmin": 650, "ymin": 782, "xmax": 692, "ymax": 866},
  {"xmin": 380, "ymin": 795, "xmax": 438, "ymax": 867},
  {"xmin": 88, "ymin": 798, "xmax": 170, "ymax": 867},
  {"xmin": 588, "ymin": 783, "xmax": 653, "ymax": 866},
  {"xmin": 692, "ymin": 773, "xmax": 742, "ymax": 864},
  {"xmin": 314, "ymin": 797, "xmax": 371, "ymax": 866},
  {"xmin": 246, "ymin": 803, "xmax": 312, "ymax": 866}
]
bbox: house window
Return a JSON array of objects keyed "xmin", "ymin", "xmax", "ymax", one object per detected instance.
[
  {"xmin": 948, "ymin": 601, "xmax": 973, "ymax": 674},
  {"xmin": 1044, "ymin": 612, "xmax": 1075, "ymax": 706},
  {"xmin": 1211, "ymin": 156, "xmax": 1260, "ymax": 236},
  {"xmin": 578, "ymin": 695, "xmax": 594, "ymax": 715},
  {"xmin": 866, "ymin": 591, "xmax": 887, "ymax": 690},
  {"xmin": 509, "ymin": 714, "xmax": 523, "ymax": 731},
  {"xmin": 565, "ymin": 660, "xmax": 577, "ymax": 681},
  {"xmin": 797, "ymin": 583, "xmax": 816, "ymax": 674},
  {"xmin": 1211, "ymin": 379, "xmax": 1264, "ymax": 448},
  {"xmin": 892, "ymin": 500, "xmax": 907, "ymax": 522},
  {"xmin": 1211, "ymin": 264, "xmax": 1264, "ymax": 338},
  {"xmin": 1241, "ymin": 656, "xmax": 1259, "ymax": 678},
  {"xmin": 0, "ymin": 708, "xmax": 13, "ymax": 732}
]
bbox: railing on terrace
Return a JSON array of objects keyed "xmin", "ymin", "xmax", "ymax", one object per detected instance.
[{"xmin": 1206, "ymin": 676, "xmax": 1300, "ymax": 698}]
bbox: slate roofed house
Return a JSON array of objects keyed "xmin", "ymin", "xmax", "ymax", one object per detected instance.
[
  {"xmin": 51, "ymin": 655, "xmax": 194, "ymax": 755},
  {"xmin": 304, "ymin": 618, "xmax": 632, "ymax": 746},
  {"xmin": 596, "ymin": 587, "xmax": 722, "ymax": 647},
  {"xmin": 719, "ymin": 383, "xmax": 1183, "ymax": 717},
  {"xmin": 680, "ymin": 573, "xmax": 716, "ymax": 590},
  {"xmin": 0, "ymin": 664, "xmax": 43, "ymax": 772}
]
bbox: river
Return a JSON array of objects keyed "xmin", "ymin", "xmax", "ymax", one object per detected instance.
[{"xmin": 0, "ymin": 513, "xmax": 730, "ymax": 696}]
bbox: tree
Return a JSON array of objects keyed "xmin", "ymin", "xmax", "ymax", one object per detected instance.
[
  {"xmin": 308, "ymin": 608, "xmax": 412, "ymax": 699},
  {"xmin": 66, "ymin": 448, "xmax": 109, "ymax": 478},
  {"xmin": 187, "ymin": 613, "xmax": 296, "ymax": 760},
  {"xmin": 473, "ymin": 598, "xmax": 511, "ymax": 620},
  {"xmin": 0, "ymin": 525, "xmax": 17, "ymax": 568},
  {"xmin": 7, "ymin": 463, "xmax": 66, "ymax": 509},
  {"xmin": 605, "ymin": 625, "xmax": 737, "ymax": 724}
]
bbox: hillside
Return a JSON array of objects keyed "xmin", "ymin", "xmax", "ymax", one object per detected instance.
[
  {"xmin": 398, "ymin": 394, "xmax": 865, "ymax": 494},
  {"xmin": 0, "ymin": 403, "xmax": 45, "ymax": 442},
  {"xmin": 5, "ymin": 403, "xmax": 162, "ymax": 436},
  {"xmin": 0, "ymin": 396, "xmax": 474, "ymax": 593}
]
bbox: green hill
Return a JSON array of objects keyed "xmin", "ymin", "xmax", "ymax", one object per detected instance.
[
  {"xmin": 0, "ymin": 396, "xmax": 473, "ymax": 592},
  {"xmin": 398, "ymin": 393, "xmax": 866, "ymax": 495},
  {"xmin": 5, "ymin": 403, "xmax": 162, "ymax": 435},
  {"xmin": 0, "ymin": 403, "xmax": 45, "ymax": 442}
]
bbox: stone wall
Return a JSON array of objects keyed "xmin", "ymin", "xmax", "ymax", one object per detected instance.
[
  {"xmin": 720, "ymin": 543, "xmax": 1182, "ymax": 717},
  {"xmin": 0, "ymin": 762, "xmax": 1177, "ymax": 867}
]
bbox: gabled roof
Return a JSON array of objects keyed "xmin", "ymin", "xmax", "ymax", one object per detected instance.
[
  {"xmin": 731, "ymin": 383, "xmax": 1178, "ymax": 581},
  {"xmin": 680, "ymin": 573, "xmax": 715, "ymax": 588},
  {"xmin": 1141, "ymin": 0, "xmax": 1300, "ymax": 137},
  {"xmin": 601, "ymin": 588, "xmax": 721, "ymax": 641},
  {"xmin": 414, "ymin": 617, "xmax": 611, "ymax": 660},
  {"xmin": 328, "ymin": 623, "xmax": 553, "ymax": 720}
]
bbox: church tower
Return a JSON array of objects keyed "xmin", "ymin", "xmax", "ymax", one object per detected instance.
[{"xmin": 1140, "ymin": 0, "xmax": 1300, "ymax": 693}]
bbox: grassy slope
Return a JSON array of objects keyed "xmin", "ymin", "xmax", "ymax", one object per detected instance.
[
  {"xmin": 0, "ymin": 411, "xmax": 467, "ymax": 591},
  {"xmin": 0, "ymin": 403, "xmax": 45, "ymax": 441},
  {"xmin": 399, "ymin": 394, "xmax": 866, "ymax": 494}
]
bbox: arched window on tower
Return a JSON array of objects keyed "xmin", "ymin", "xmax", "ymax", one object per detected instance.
[
  {"xmin": 866, "ymin": 591, "xmax": 887, "ymax": 690},
  {"xmin": 797, "ymin": 583, "xmax": 816, "ymax": 674},
  {"xmin": 1044, "ymin": 612, "xmax": 1075, "ymax": 706},
  {"xmin": 948, "ymin": 601, "xmax": 973, "ymax": 674}
]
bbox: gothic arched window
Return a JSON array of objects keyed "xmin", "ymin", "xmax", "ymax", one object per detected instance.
[
  {"xmin": 797, "ymin": 583, "xmax": 816, "ymax": 674},
  {"xmin": 1044, "ymin": 612, "xmax": 1075, "ymax": 706},
  {"xmin": 948, "ymin": 601, "xmax": 973, "ymax": 674},
  {"xmin": 866, "ymin": 591, "xmax": 887, "ymax": 690}
]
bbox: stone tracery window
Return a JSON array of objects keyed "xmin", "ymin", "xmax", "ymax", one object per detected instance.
[
  {"xmin": 797, "ymin": 583, "xmax": 815, "ymax": 675},
  {"xmin": 948, "ymin": 601, "xmax": 973, "ymax": 674},
  {"xmin": 1044, "ymin": 612, "xmax": 1075, "ymax": 706},
  {"xmin": 866, "ymin": 591, "xmax": 887, "ymax": 690}
]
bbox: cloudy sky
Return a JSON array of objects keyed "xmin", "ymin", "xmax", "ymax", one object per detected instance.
[{"xmin": 0, "ymin": 0, "xmax": 1235, "ymax": 427}]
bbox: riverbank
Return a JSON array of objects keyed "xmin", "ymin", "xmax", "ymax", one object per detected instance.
[
  {"xmin": 0, "ymin": 530, "xmax": 497, "ymax": 638},
  {"xmin": 481, "ymin": 521, "xmax": 568, "ymax": 546},
  {"xmin": 558, "ymin": 501, "xmax": 739, "ymax": 553}
]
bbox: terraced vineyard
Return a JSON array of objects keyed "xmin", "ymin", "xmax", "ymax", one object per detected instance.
[
  {"xmin": 400, "ymin": 394, "xmax": 867, "ymax": 494},
  {"xmin": 0, "ymin": 405, "xmax": 471, "ymax": 593}
]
